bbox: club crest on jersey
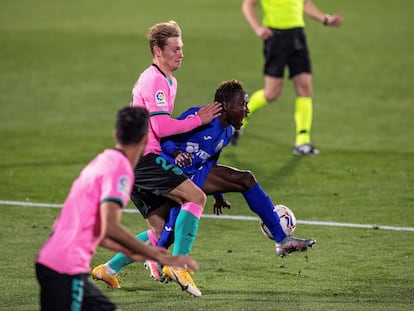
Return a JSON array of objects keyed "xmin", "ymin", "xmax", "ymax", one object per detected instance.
[
  {"xmin": 215, "ymin": 139, "xmax": 224, "ymax": 151},
  {"xmin": 155, "ymin": 90, "xmax": 166, "ymax": 106},
  {"xmin": 117, "ymin": 175, "xmax": 131, "ymax": 196}
]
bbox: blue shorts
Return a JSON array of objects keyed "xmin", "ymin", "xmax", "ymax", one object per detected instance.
[{"xmin": 188, "ymin": 161, "xmax": 215, "ymax": 188}]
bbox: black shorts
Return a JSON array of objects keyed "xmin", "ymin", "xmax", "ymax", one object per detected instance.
[
  {"xmin": 35, "ymin": 263, "xmax": 117, "ymax": 311},
  {"xmin": 263, "ymin": 27, "xmax": 312, "ymax": 79},
  {"xmin": 130, "ymin": 153, "xmax": 188, "ymax": 217}
]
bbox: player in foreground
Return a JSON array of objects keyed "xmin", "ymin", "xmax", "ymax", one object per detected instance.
[
  {"xmin": 92, "ymin": 80, "xmax": 315, "ymax": 292},
  {"xmin": 35, "ymin": 107, "xmax": 199, "ymax": 311},
  {"xmin": 235, "ymin": 0, "xmax": 343, "ymax": 155},
  {"xmin": 93, "ymin": 21, "xmax": 221, "ymax": 297}
]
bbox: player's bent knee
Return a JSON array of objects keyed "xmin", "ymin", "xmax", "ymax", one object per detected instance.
[
  {"xmin": 241, "ymin": 171, "xmax": 257, "ymax": 190},
  {"xmin": 192, "ymin": 189, "xmax": 207, "ymax": 207},
  {"xmin": 266, "ymin": 94, "xmax": 280, "ymax": 102},
  {"xmin": 264, "ymin": 90, "xmax": 281, "ymax": 102},
  {"xmin": 226, "ymin": 169, "xmax": 257, "ymax": 191}
]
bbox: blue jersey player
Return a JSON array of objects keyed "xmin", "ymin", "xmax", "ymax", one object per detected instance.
[
  {"xmin": 156, "ymin": 80, "xmax": 316, "ymax": 259},
  {"xmin": 93, "ymin": 80, "xmax": 316, "ymax": 288}
]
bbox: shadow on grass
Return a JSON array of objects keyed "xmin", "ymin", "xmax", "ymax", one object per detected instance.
[{"xmin": 271, "ymin": 156, "xmax": 304, "ymax": 184}]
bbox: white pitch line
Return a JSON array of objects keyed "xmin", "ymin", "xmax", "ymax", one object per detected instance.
[
  {"xmin": 201, "ymin": 214, "xmax": 414, "ymax": 232},
  {"xmin": 1, "ymin": 200, "xmax": 414, "ymax": 232},
  {"xmin": 0, "ymin": 200, "xmax": 63, "ymax": 208}
]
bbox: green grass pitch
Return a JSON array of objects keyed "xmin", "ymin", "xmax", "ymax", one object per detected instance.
[{"xmin": 0, "ymin": 0, "xmax": 413, "ymax": 310}]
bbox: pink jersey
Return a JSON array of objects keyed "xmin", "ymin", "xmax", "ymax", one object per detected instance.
[
  {"xmin": 131, "ymin": 65, "xmax": 202, "ymax": 155},
  {"xmin": 36, "ymin": 149, "xmax": 133, "ymax": 275}
]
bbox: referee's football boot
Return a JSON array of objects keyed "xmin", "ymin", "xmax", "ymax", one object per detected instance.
[
  {"xmin": 144, "ymin": 260, "xmax": 164, "ymax": 281},
  {"xmin": 276, "ymin": 236, "xmax": 316, "ymax": 257},
  {"xmin": 292, "ymin": 143, "xmax": 320, "ymax": 156},
  {"xmin": 92, "ymin": 264, "xmax": 121, "ymax": 289},
  {"xmin": 162, "ymin": 265, "xmax": 201, "ymax": 297}
]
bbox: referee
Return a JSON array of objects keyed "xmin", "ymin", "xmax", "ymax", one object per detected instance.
[{"xmin": 238, "ymin": 0, "xmax": 342, "ymax": 155}]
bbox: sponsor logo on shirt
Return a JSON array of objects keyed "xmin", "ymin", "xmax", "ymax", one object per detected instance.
[
  {"xmin": 155, "ymin": 90, "xmax": 166, "ymax": 106},
  {"xmin": 117, "ymin": 175, "xmax": 131, "ymax": 196},
  {"xmin": 185, "ymin": 142, "xmax": 210, "ymax": 161},
  {"xmin": 196, "ymin": 149, "xmax": 210, "ymax": 161},
  {"xmin": 185, "ymin": 142, "xmax": 199, "ymax": 153}
]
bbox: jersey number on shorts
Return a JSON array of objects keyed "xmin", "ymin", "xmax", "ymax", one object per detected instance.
[
  {"xmin": 155, "ymin": 156, "xmax": 183, "ymax": 175},
  {"xmin": 71, "ymin": 278, "xmax": 84, "ymax": 311}
]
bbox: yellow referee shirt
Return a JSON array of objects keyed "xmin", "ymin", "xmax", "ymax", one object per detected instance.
[{"xmin": 261, "ymin": 0, "xmax": 305, "ymax": 29}]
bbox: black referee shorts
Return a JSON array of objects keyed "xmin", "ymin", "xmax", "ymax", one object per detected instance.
[
  {"xmin": 35, "ymin": 263, "xmax": 116, "ymax": 311},
  {"xmin": 131, "ymin": 153, "xmax": 188, "ymax": 217},
  {"xmin": 263, "ymin": 27, "xmax": 312, "ymax": 79}
]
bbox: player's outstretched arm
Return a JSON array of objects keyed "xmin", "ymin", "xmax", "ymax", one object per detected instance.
[{"xmin": 151, "ymin": 103, "xmax": 221, "ymax": 138}]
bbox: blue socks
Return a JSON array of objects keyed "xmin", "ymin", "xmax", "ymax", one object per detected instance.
[
  {"xmin": 242, "ymin": 183, "xmax": 286, "ymax": 243},
  {"xmin": 157, "ymin": 205, "xmax": 180, "ymax": 248}
]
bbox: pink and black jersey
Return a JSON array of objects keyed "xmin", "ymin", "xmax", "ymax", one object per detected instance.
[
  {"xmin": 131, "ymin": 64, "xmax": 202, "ymax": 155},
  {"xmin": 36, "ymin": 149, "xmax": 133, "ymax": 275}
]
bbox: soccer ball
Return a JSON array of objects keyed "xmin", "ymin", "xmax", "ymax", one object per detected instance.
[{"xmin": 260, "ymin": 204, "xmax": 297, "ymax": 239}]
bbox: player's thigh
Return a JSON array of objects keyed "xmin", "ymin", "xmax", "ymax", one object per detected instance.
[
  {"xmin": 146, "ymin": 202, "xmax": 171, "ymax": 236},
  {"xmin": 202, "ymin": 165, "xmax": 256, "ymax": 194},
  {"xmin": 166, "ymin": 179, "xmax": 206, "ymax": 206}
]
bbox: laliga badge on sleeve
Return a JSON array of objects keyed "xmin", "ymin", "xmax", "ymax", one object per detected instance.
[
  {"xmin": 117, "ymin": 175, "xmax": 131, "ymax": 196},
  {"xmin": 155, "ymin": 90, "xmax": 167, "ymax": 106}
]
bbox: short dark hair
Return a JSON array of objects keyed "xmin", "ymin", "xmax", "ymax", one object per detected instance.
[
  {"xmin": 214, "ymin": 80, "xmax": 245, "ymax": 103},
  {"xmin": 115, "ymin": 107, "xmax": 149, "ymax": 145}
]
